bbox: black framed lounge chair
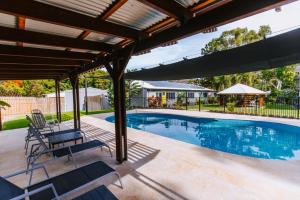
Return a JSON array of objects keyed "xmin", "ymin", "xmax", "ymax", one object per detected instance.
[
  {"xmin": 1, "ymin": 161, "xmax": 121, "ymax": 200},
  {"xmin": 25, "ymin": 115, "xmax": 86, "ymax": 155},
  {"xmin": 73, "ymin": 185, "xmax": 118, "ymax": 200},
  {"xmin": 31, "ymin": 109, "xmax": 60, "ymax": 132},
  {"xmin": 27, "ymin": 123, "xmax": 112, "ymax": 170}
]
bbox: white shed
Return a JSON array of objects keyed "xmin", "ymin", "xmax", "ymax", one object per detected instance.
[{"xmin": 46, "ymin": 87, "xmax": 109, "ymax": 111}]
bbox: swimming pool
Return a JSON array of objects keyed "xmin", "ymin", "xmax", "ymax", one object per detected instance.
[{"xmin": 106, "ymin": 113, "xmax": 300, "ymax": 160}]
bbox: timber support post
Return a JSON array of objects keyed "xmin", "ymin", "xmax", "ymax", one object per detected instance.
[
  {"xmin": 69, "ymin": 73, "xmax": 80, "ymax": 129},
  {"xmin": 105, "ymin": 45, "xmax": 135, "ymax": 163},
  {"xmin": 85, "ymin": 78, "xmax": 88, "ymax": 115},
  {"xmin": 55, "ymin": 79, "xmax": 62, "ymax": 123}
]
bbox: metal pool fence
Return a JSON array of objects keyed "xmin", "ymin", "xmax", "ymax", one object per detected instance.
[{"xmin": 129, "ymin": 96, "xmax": 300, "ymax": 119}]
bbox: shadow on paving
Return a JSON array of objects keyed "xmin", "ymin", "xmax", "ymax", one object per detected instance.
[{"xmin": 64, "ymin": 121, "xmax": 189, "ymax": 200}]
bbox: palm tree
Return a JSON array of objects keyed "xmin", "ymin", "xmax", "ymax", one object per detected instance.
[{"xmin": 0, "ymin": 100, "xmax": 10, "ymax": 131}]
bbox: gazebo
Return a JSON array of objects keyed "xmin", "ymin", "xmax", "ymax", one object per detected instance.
[{"xmin": 218, "ymin": 83, "xmax": 267, "ymax": 107}]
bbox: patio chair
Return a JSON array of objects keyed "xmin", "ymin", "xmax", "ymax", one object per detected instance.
[
  {"xmin": 31, "ymin": 109, "xmax": 60, "ymax": 132},
  {"xmin": 1, "ymin": 161, "xmax": 121, "ymax": 200},
  {"xmin": 25, "ymin": 115, "xmax": 85, "ymax": 155},
  {"xmin": 27, "ymin": 123, "xmax": 112, "ymax": 170}
]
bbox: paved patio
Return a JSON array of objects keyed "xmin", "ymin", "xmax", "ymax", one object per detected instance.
[{"xmin": 0, "ymin": 109, "xmax": 300, "ymax": 199}]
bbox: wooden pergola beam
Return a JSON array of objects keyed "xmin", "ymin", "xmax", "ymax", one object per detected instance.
[
  {"xmin": 0, "ymin": 55, "xmax": 82, "ymax": 66},
  {"xmin": 77, "ymin": 0, "xmax": 128, "ymax": 40},
  {"xmin": 0, "ymin": 64, "xmax": 79, "ymax": 70},
  {"xmin": 135, "ymin": 0, "xmax": 296, "ymax": 54},
  {"xmin": 0, "ymin": 75, "xmax": 62, "ymax": 80},
  {"xmin": 16, "ymin": 16, "xmax": 25, "ymax": 46},
  {"xmin": 0, "ymin": 44, "xmax": 95, "ymax": 61},
  {"xmin": 101, "ymin": 0, "xmax": 128, "ymax": 19},
  {"xmin": 0, "ymin": 26, "xmax": 113, "ymax": 53},
  {"xmin": 137, "ymin": 0, "xmax": 192, "ymax": 21},
  {"xmin": 0, "ymin": 70, "xmax": 67, "ymax": 75},
  {"xmin": 0, "ymin": 0, "xmax": 140, "ymax": 39}
]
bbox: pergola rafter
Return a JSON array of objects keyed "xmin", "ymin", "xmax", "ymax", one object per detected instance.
[
  {"xmin": 16, "ymin": 16, "xmax": 25, "ymax": 47},
  {"xmin": 137, "ymin": 0, "xmax": 192, "ymax": 21},
  {"xmin": 0, "ymin": 26, "xmax": 114, "ymax": 53},
  {"xmin": 0, "ymin": 44, "xmax": 95, "ymax": 61},
  {"xmin": 0, "ymin": 55, "xmax": 82, "ymax": 66},
  {"xmin": 76, "ymin": 0, "xmax": 129, "ymax": 41},
  {"xmin": 0, "ymin": 0, "xmax": 141, "ymax": 39}
]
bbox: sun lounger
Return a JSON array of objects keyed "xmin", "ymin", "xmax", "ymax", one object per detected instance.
[
  {"xmin": 31, "ymin": 109, "xmax": 60, "ymax": 132},
  {"xmin": 73, "ymin": 185, "xmax": 118, "ymax": 200},
  {"xmin": 25, "ymin": 115, "xmax": 86, "ymax": 154},
  {"xmin": 1, "ymin": 161, "xmax": 121, "ymax": 200},
  {"xmin": 27, "ymin": 123, "xmax": 112, "ymax": 169}
]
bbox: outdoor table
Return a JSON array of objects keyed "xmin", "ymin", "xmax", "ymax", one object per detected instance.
[{"xmin": 47, "ymin": 131, "xmax": 83, "ymax": 149}]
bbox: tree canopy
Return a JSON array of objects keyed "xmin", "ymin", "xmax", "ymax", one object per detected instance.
[{"xmin": 0, "ymin": 70, "xmax": 111, "ymax": 97}]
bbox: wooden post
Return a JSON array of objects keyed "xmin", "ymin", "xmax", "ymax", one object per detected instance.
[
  {"xmin": 75, "ymin": 75, "xmax": 81, "ymax": 129},
  {"xmin": 55, "ymin": 80, "xmax": 59, "ymax": 120},
  {"xmin": 70, "ymin": 74, "xmax": 78, "ymax": 129},
  {"xmin": 105, "ymin": 45, "xmax": 135, "ymax": 163},
  {"xmin": 57, "ymin": 80, "xmax": 62, "ymax": 123},
  {"xmin": 55, "ymin": 79, "xmax": 62, "ymax": 122},
  {"xmin": 85, "ymin": 78, "xmax": 88, "ymax": 115}
]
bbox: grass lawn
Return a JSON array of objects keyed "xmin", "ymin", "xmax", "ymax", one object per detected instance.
[{"xmin": 2, "ymin": 109, "xmax": 113, "ymax": 131}]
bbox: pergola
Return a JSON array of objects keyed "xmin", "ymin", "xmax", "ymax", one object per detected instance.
[{"xmin": 0, "ymin": 0, "xmax": 294, "ymax": 163}]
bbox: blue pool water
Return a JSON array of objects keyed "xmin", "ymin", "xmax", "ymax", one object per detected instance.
[{"xmin": 106, "ymin": 113, "xmax": 300, "ymax": 160}]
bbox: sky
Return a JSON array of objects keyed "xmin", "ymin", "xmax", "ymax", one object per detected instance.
[{"xmin": 127, "ymin": 0, "xmax": 300, "ymax": 70}]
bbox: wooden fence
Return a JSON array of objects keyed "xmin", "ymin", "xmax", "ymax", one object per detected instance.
[
  {"xmin": 0, "ymin": 96, "xmax": 64, "ymax": 121},
  {"xmin": 87, "ymin": 95, "xmax": 107, "ymax": 111}
]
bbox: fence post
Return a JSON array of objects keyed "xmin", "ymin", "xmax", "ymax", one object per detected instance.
[
  {"xmin": 185, "ymin": 91, "xmax": 188, "ymax": 110},
  {"xmin": 199, "ymin": 96, "xmax": 201, "ymax": 111},
  {"xmin": 223, "ymin": 96, "xmax": 226, "ymax": 113},
  {"xmin": 255, "ymin": 96, "xmax": 258, "ymax": 115},
  {"xmin": 297, "ymin": 95, "xmax": 300, "ymax": 119}
]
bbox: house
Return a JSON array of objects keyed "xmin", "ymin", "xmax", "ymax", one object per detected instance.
[
  {"xmin": 131, "ymin": 81, "xmax": 213, "ymax": 108},
  {"xmin": 47, "ymin": 87, "xmax": 109, "ymax": 111}
]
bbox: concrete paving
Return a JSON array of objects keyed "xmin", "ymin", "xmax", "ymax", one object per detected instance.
[{"xmin": 0, "ymin": 109, "xmax": 300, "ymax": 200}]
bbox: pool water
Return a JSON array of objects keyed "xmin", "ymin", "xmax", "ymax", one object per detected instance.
[{"xmin": 106, "ymin": 113, "xmax": 300, "ymax": 160}]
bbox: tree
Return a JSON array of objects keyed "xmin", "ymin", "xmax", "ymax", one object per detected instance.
[
  {"xmin": 0, "ymin": 69, "xmax": 111, "ymax": 97},
  {"xmin": 0, "ymin": 100, "xmax": 10, "ymax": 130},
  {"xmin": 107, "ymin": 81, "xmax": 141, "ymax": 108}
]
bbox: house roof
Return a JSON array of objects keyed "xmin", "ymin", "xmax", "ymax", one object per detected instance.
[
  {"xmin": 135, "ymin": 80, "xmax": 212, "ymax": 92},
  {"xmin": 217, "ymin": 83, "xmax": 267, "ymax": 95},
  {"xmin": 46, "ymin": 87, "xmax": 107, "ymax": 97}
]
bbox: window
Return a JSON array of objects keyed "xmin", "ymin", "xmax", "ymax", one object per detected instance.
[
  {"xmin": 166, "ymin": 92, "xmax": 175, "ymax": 99},
  {"xmin": 188, "ymin": 92, "xmax": 194, "ymax": 98}
]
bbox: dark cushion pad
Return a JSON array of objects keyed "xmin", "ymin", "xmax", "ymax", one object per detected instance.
[
  {"xmin": 27, "ymin": 161, "xmax": 115, "ymax": 200},
  {"xmin": 73, "ymin": 185, "xmax": 118, "ymax": 200},
  {"xmin": 0, "ymin": 176, "xmax": 24, "ymax": 200},
  {"xmin": 52, "ymin": 140, "xmax": 106, "ymax": 157}
]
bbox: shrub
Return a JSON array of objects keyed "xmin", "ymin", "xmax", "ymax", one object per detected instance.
[{"xmin": 227, "ymin": 102, "xmax": 235, "ymax": 112}]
